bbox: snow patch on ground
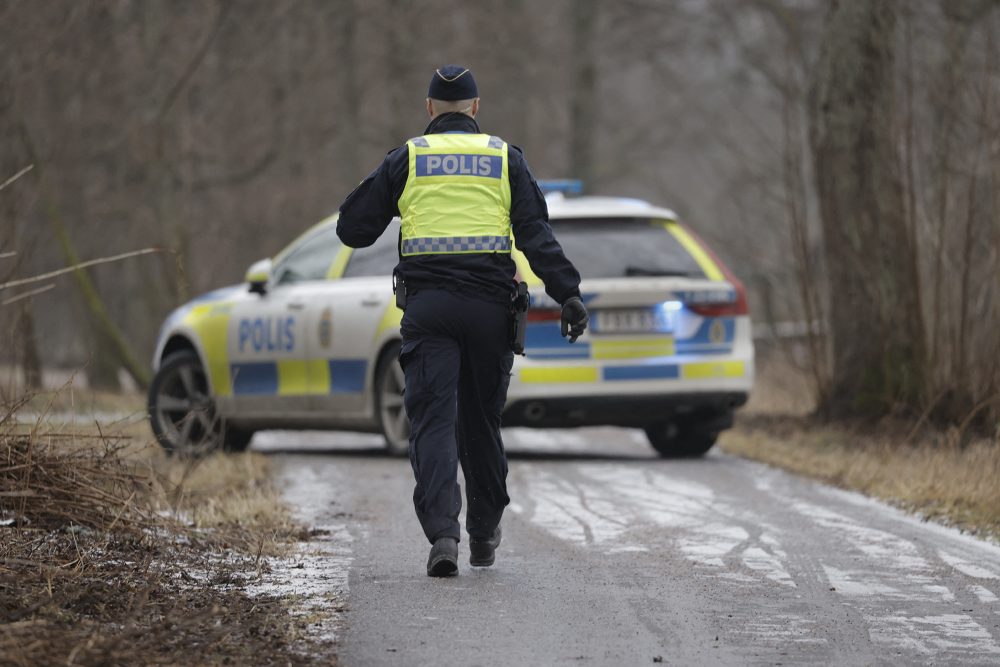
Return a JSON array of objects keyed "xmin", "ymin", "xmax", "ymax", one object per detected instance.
[
  {"xmin": 506, "ymin": 427, "xmax": 588, "ymax": 450},
  {"xmin": 745, "ymin": 464, "xmax": 1000, "ymax": 661},
  {"xmin": 818, "ymin": 484, "xmax": 1000, "ymax": 551},
  {"xmin": 868, "ymin": 613, "xmax": 1000, "ymax": 657},
  {"xmin": 247, "ymin": 454, "xmax": 355, "ymax": 646},
  {"xmin": 729, "ymin": 614, "xmax": 827, "ymax": 646},
  {"xmin": 793, "ymin": 499, "xmax": 931, "ymax": 572},
  {"xmin": 938, "ymin": 550, "xmax": 1000, "ymax": 580},
  {"xmin": 823, "ymin": 565, "xmax": 900, "ymax": 597},
  {"xmin": 970, "ymin": 585, "xmax": 999, "ymax": 605},
  {"xmin": 245, "ymin": 525, "xmax": 352, "ymax": 644},
  {"xmin": 513, "ymin": 460, "xmax": 796, "ymax": 587}
]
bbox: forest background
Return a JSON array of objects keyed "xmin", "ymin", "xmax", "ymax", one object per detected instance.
[{"xmin": 2, "ymin": 0, "xmax": 999, "ymax": 429}]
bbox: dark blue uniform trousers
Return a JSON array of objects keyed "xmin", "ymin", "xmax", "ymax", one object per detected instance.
[{"xmin": 399, "ymin": 288, "xmax": 514, "ymax": 544}]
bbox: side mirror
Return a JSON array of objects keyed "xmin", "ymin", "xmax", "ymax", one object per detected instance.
[{"xmin": 245, "ymin": 258, "xmax": 273, "ymax": 296}]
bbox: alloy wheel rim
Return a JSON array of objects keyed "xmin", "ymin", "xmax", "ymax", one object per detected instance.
[
  {"xmin": 380, "ymin": 359, "xmax": 409, "ymax": 449},
  {"xmin": 154, "ymin": 361, "xmax": 219, "ymax": 452}
]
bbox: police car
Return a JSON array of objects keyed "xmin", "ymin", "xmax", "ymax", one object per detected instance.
[{"xmin": 148, "ymin": 190, "xmax": 753, "ymax": 457}]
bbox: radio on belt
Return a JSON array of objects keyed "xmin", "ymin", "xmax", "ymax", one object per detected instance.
[
  {"xmin": 510, "ymin": 281, "xmax": 529, "ymax": 355},
  {"xmin": 393, "ymin": 271, "xmax": 406, "ymax": 310}
]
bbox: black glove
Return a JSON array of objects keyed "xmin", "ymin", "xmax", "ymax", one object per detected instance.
[{"xmin": 560, "ymin": 296, "xmax": 589, "ymax": 343}]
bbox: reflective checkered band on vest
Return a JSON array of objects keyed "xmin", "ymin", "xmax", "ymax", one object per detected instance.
[
  {"xmin": 410, "ymin": 136, "xmax": 430, "ymax": 147},
  {"xmin": 401, "ymin": 235, "xmax": 512, "ymax": 254}
]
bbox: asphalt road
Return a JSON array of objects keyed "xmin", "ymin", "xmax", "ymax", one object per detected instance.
[{"xmin": 256, "ymin": 428, "xmax": 1000, "ymax": 666}]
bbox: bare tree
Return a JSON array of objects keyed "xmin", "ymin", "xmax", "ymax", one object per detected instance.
[
  {"xmin": 0, "ymin": 163, "xmax": 42, "ymax": 391},
  {"xmin": 809, "ymin": 0, "xmax": 926, "ymax": 419},
  {"xmin": 569, "ymin": 0, "xmax": 598, "ymax": 190},
  {"xmin": 4, "ymin": 0, "xmax": 995, "ymax": 429}
]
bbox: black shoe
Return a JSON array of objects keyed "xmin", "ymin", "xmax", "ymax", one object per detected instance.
[
  {"xmin": 426, "ymin": 537, "xmax": 458, "ymax": 577},
  {"xmin": 469, "ymin": 525, "xmax": 502, "ymax": 567}
]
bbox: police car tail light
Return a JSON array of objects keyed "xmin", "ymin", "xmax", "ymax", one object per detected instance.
[
  {"xmin": 687, "ymin": 278, "xmax": 749, "ymax": 317},
  {"xmin": 681, "ymin": 224, "xmax": 750, "ymax": 317},
  {"xmin": 527, "ymin": 308, "xmax": 562, "ymax": 323}
]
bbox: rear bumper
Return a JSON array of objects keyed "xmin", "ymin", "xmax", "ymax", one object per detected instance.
[{"xmin": 502, "ymin": 391, "xmax": 748, "ymax": 429}]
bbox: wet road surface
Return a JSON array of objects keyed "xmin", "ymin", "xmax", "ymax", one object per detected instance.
[{"xmin": 255, "ymin": 428, "xmax": 1000, "ymax": 666}]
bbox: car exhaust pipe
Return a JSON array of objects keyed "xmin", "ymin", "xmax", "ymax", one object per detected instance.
[{"xmin": 523, "ymin": 401, "xmax": 546, "ymax": 422}]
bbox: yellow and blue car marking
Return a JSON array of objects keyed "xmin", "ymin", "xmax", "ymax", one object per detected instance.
[
  {"xmin": 163, "ymin": 236, "xmax": 382, "ymax": 400},
  {"xmin": 157, "ymin": 211, "xmax": 750, "ymax": 407},
  {"xmin": 520, "ymin": 313, "xmax": 742, "ymax": 384},
  {"xmin": 515, "ymin": 215, "xmax": 747, "ymax": 385},
  {"xmin": 229, "ymin": 359, "xmax": 368, "ymax": 396}
]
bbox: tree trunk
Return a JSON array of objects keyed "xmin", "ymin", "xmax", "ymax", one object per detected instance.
[
  {"xmin": 569, "ymin": 0, "xmax": 598, "ymax": 190},
  {"xmin": 808, "ymin": 0, "xmax": 926, "ymax": 419},
  {"xmin": 17, "ymin": 122, "xmax": 152, "ymax": 390},
  {"xmin": 336, "ymin": 0, "xmax": 361, "ymax": 180},
  {"xmin": 385, "ymin": 0, "xmax": 415, "ymax": 146},
  {"xmin": 86, "ymin": 322, "xmax": 123, "ymax": 391},
  {"xmin": 14, "ymin": 302, "xmax": 42, "ymax": 391}
]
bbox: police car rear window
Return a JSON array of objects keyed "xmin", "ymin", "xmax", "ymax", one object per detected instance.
[{"xmin": 549, "ymin": 218, "xmax": 706, "ymax": 279}]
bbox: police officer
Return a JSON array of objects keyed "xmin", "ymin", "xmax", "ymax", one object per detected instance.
[{"xmin": 337, "ymin": 65, "xmax": 588, "ymax": 577}]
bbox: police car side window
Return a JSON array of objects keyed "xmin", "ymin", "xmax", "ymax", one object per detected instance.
[
  {"xmin": 274, "ymin": 226, "xmax": 342, "ymax": 285},
  {"xmin": 342, "ymin": 222, "xmax": 400, "ymax": 278}
]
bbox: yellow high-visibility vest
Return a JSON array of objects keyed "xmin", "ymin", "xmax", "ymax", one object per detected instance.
[{"xmin": 398, "ymin": 133, "xmax": 512, "ymax": 256}]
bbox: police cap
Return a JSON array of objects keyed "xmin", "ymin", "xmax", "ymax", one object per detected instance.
[{"xmin": 428, "ymin": 65, "xmax": 478, "ymax": 101}]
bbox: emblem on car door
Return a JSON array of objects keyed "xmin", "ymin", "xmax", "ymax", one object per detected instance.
[
  {"xmin": 709, "ymin": 318, "xmax": 726, "ymax": 344},
  {"xmin": 319, "ymin": 307, "xmax": 333, "ymax": 348}
]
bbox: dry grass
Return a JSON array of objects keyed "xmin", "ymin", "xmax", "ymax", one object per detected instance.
[
  {"xmin": 0, "ymin": 396, "xmax": 336, "ymax": 666},
  {"xmin": 2, "ymin": 381, "xmax": 146, "ymax": 417},
  {"xmin": 6, "ymin": 392, "xmax": 301, "ymax": 548},
  {"xmin": 723, "ymin": 352, "xmax": 1000, "ymax": 541},
  {"xmin": 722, "ymin": 416, "xmax": 1000, "ymax": 540},
  {"xmin": 742, "ymin": 350, "xmax": 816, "ymax": 417},
  {"xmin": 152, "ymin": 448, "xmax": 303, "ymax": 556}
]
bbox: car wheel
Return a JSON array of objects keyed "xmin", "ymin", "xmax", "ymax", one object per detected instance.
[
  {"xmin": 149, "ymin": 350, "xmax": 230, "ymax": 455},
  {"xmin": 375, "ymin": 342, "xmax": 410, "ymax": 456},
  {"xmin": 644, "ymin": 422, "xmax": 718, "ymax": 458}
]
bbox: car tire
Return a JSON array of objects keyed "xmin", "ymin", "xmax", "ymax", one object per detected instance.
[
  {"xmin": 375, "ymin": 341, "xmax": 410, "ymax": 456},
  {"xmin": 149, "ymin": 350, "xmax": 247, "ymax": 455},
  {"xmin": 644, "ymin": 422, "xmax": 718, "ymax": 458}
]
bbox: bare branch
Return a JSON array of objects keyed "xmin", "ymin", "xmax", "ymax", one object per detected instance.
[
  {"xmin": 156, "ymin": 1, "xmax": 232, "ymax": 121},
  {"xmin": 0, "ymin": 165, "xmax": 33, "ymax": 193},
  {"xmin": 1, "ymin": 283, "xmax": 55, "ymax": 306},
  {"xmin": 0, "ymin": 248, "xmax": 162, "ymax": 291}
]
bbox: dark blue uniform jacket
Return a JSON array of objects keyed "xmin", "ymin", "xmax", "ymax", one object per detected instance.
[{"xmin": 337, "ymin": 112, "xmax": 581, "ymax": 305}]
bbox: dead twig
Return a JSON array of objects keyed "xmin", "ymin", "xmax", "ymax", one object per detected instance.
[
  {"xmin": 0, "ymin": 165, "xmax": 33, "ymax": 193},
  {"xmin": 0, "ymin": 248, "xmax": 161, "ymax": 292},
  {"xmin": 904, "ymin": 387, "xmax": 950, "ymax": 444},
  {"xmin": 1, "ymin": 430, "xmax": 155, "ymax": 532},
  {"xmin": 952, "ymin": 393, "xmax": 1000, "ymax": 447},
  {"xmin": 1, "ymin": 283, "xmax": 55, "ymax": 306}
]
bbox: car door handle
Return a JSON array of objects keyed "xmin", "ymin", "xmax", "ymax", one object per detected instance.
[
  {"xmin": 287, "ymin": 302, "xmax": 306, "ymax": 311},
  {"xmin": 360, "ymin": 298, "xmax": 381, "ymax": 307}
]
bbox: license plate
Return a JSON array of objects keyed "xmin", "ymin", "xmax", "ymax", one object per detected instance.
[{"xmin": 592, "ymin": 308, "xmax": 673, "ymax": 334}]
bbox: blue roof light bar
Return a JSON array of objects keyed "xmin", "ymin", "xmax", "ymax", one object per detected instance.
[{"xmin": 536, "ymin": 179, "xmax": 584, "ymax": 195}]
